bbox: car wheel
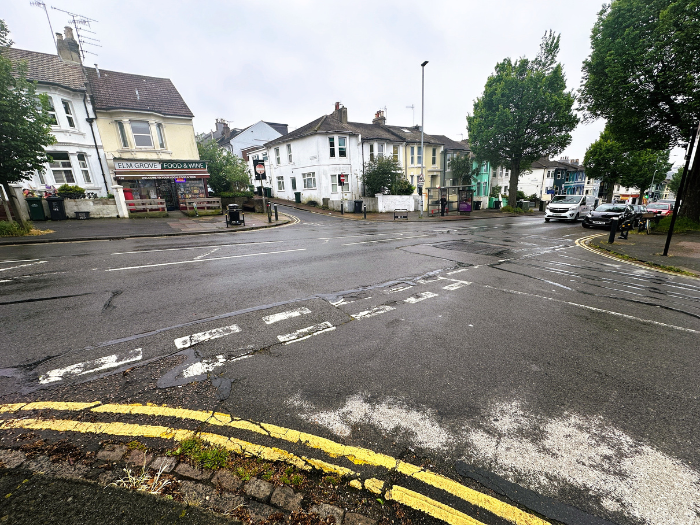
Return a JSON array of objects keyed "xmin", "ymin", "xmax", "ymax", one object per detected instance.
[
  {"xmin": 544, "ymin": 218, "xmax": 550, "ymax": 222},
  {"xmin": 582, "ymin": 222, "xmax": 589, "ymax": 228},
  {"xmin": 571, "ymin": 213, "xmax": 579, "ymax": 222}
]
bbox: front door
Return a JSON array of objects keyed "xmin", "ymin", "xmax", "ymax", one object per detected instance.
[{"xmin": 156, "ymin": 180, "xmax": 179, "ymax": 211}]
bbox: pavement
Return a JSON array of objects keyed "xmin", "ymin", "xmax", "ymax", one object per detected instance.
[{"xmin": 585, "ymin": 228, "xmax": 700, "ymax": 277}]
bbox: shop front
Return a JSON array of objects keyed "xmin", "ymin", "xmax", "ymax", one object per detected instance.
[{"xmin": 113, "ymin": 160, "xmax": 209, "ymax": 211}]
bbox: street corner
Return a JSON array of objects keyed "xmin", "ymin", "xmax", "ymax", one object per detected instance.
[{"xmin": 0, "ymin": 399, "xmax": 553, "ymax": 525}]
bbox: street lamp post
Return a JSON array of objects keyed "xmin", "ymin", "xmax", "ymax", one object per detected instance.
[{"xmin": 420, "ymin": 60, "xmax": 428, "ymax": 219}]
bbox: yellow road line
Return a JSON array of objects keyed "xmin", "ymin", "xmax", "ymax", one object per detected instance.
[
  {"xmin": 2, "ymin": 402, "xmax": 549, "ymax": 525},
  {"xmin": 386, "ymin": 485, "xmax": 486, "ymax": 525}
]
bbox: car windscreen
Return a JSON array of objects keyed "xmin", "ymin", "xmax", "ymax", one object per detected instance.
[
  {"xmin": 551, "ymin": 196, "xmax": 581, "ymax": 204},
  {"xmin": 647, "ymin": 204, "xmax": 669, "ymax": 210},
  {"xmin": 595, "ymin": 205, "xmax": 627, "ymax": 213}
]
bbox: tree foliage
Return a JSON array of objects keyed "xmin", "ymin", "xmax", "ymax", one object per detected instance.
[
  {"xmin": 584, "ymin": 128, "xmax": 672, "ymax": 202},
  {"xmin": 667, "ymin": 166, "xmax": 683, "ymax": 196},
  {"xmin": 362, "ymin": 157, "xmax": 408, "ymax": 196},
  {"xmin": 0, "ymin": 20, "xmax": 56, "ymax": 222},
  {"xmin": 449, "ymin": 153, "xmax": 474, "ymax": 185},
  {"xmin": 579, "ymin": 0, "xmax": 700, "ymax": 219},
  {"xmin": 467, "ymin": 31, "xmax": 578, "ymax": 207},
  {"xmin": 197, "ymin": 140, "xmax": 250, "ymax": 194}
]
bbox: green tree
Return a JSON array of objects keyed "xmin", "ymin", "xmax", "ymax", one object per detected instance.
[
  {"xmin": 449, "ymin": 153, "xmax": 474, "ymax": 185},
  {"xmin": 0, "ymin": 20, "xmax": 56, "ymax": 224},
  {"xmin": 362, "ymin": 157, "xmax": 404, "ymax": 196},
  {"xmin": 467, "ymin": 31, "xmax": 578, "ymax": 207},
  {"xmin": 584, "ymin": 127, "xmax": 671, "ymax": 202},
  {"xmin": 197, "ymin": 140, "xmax": 250, "ymax": 194},
  {"xmin": 579, "ymin": 0, "xmax": 700, "ymax": 219},
  {"xmin": 667, "ymin": 166, "xmax": 683, "ymax": 195}
]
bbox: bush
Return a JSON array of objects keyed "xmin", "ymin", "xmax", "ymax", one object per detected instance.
[
  {"xmin": 0, "ymin": 220, "xmax": 33, "ymax": 237},
  {"xmin": 653, "ymin": 216, "xmax": 700, "ymax": 233},
  {"xmin": 501, "ymin": 205, "xmax": 524, "ymax": 214},
  {"xmin": 391, "ymin": 178, "xmax": 416, "ymax": 195},
  {"xmin": 217, "ymin": 190, "xmax": 254, "ymax": 198},
  {"xmin": 56, "ymin": 184, "xmax": 85, "ymax": 198}
]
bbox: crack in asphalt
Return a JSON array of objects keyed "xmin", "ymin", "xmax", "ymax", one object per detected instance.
[{"xmin": 0, "ymin": 292, "xmax": 92, "ymax": 306}]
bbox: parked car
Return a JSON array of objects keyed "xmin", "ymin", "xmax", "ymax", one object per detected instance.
[
  {"xmin": 630, "ymin": 204, "xmax": 648, "ymax": 226},
  {"xmin": 646, "ymin": 202, "xmax": 673, "ymax": 218},
  {"xmin": 544, "ymin": 195, "xmax": 594, "ymax": 222},
  {"xmin": 582, "ymin": 203, "xmax": 635, "ymax": 229}
]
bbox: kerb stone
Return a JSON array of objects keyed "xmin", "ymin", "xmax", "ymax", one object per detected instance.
[
  {"xmin": 270, "ymin": 485, "xmax": 303, "ymax": 511},
  {"xmin": 244, "ymin": 478, "xmax": 274, "ymax": 502},
  {"xmin": 96, "ymin": 444, "xmax": 127, "ymax": 462},
  {"xmin": 212, "ymin": 469, "xmax": 242, "ymax": 492},
  {"xmin": 175, "ymin": 462, "xmax": 212, "ymax": 481},
  {"xmin": 311, "ymin": 503, "xmax": 345, "ymax": 524},
  {"xmin": 344, "ymin": 513, "xmax": 377, "ymax": 525}
]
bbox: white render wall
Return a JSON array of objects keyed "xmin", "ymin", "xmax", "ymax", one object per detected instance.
[
  {"xmin": 22, "ymin": 85, "xmax": 110, "ymax": 197},
  {"xmin": 266, "ymin": 133, "xmax": 363, "ymax": 202},
  {"xmin": 227, "ymin": 121, "xmax": 282, "ymax": 158}
]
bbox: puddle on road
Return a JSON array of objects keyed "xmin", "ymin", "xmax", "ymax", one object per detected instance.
[{"xmin": 431, "ymin": 240, "xmax": 513, "ymax": 258}]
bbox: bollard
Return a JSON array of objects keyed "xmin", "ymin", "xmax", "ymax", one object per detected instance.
[
  {"xmin": 363, "ymin": 204, "xmax": 367, "ymax": 220},
  {"xmin": 608, "ymin": 218, "xmax": 618, "ymax": 244},
  {"xmin": 267, "ymin": 203, "xmax": 271, "ymax": 223},
  {"xmin": 274, "ymin": 203, "xmax": 278, "ymax": 221},
  {"xmin": 340, "ymin": 202, "xmax": 344, "ymax": 215}
]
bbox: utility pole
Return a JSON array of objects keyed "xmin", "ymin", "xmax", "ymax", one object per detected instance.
[{"xmin": 419, "ymin": 61, "xmax": 428, "ymax": 219}]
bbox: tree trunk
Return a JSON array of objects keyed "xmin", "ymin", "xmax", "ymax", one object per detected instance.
[
  {"xmin": 1, "ymin": 182, "xmax": 27, "ymax": 227},
  {"xmin": 679, "ymin": 155, "xmax": 700, "ymax": 222},
  {"xmin": 508, "ymin": 160, "xmax": 521, "ymax": 208}
]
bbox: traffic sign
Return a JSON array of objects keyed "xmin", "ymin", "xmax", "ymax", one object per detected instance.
[
  {"xmin": 253, "ymin": 160, "xmax": 267, "ymax": 180},
  {"xmin": 338, "ymin": 174, "xmax": 346, "ymax": 185},
  {"xmin": 418, "ymin": 174, "xmax": 425, "ymax": 185}
]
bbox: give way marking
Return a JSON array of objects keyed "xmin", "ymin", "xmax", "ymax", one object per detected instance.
[
  {"xmin": 174, "ymin": 324, "xmax": 241, "ymax": 350},
  {"xmin": 39, "ymin": 348, "xmax": 142, "ymax": 384}
]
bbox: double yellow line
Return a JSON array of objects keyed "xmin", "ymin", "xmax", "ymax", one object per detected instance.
[{"xmin": 0, "ymin": 401, "xmax": 548, "ymax": 525}]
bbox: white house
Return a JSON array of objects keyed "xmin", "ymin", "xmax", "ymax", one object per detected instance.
[
  {"xmin": 7, "ymin": 28, "xmax": 110, "ymax": 197},
  {"xmin": 223, "ymin": 121, "xmax": 288, "ymax": 158}
]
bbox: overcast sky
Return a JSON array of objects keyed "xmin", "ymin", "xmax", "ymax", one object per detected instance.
[{"xmin": 4, "ymin": 0, "xmax": 685, "ymax": 169}]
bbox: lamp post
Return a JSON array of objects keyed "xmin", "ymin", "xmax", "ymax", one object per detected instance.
[
  {"xmin": 648, "ymin": 169, "xmax": 658, "ymax": 203},
  {"xmin": 420, "ymin": 60, "xmax": 428, "ymax": 219}
]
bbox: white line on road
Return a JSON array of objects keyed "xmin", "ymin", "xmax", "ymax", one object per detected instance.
[
  {"xmin": 329, "ymin": 298, "xmax": 354, "ymax": 306},
  {"xmin": 39, "ymin": 348, "xmax": 143, "ymax": 384},
  {"xmin": 182, "ymin": 354, "xmax": 252, "ymax": 378},
  {"xmin": 0, "ymin": 258, "xmax": 42, "ymax": 264},
  {"xmin": 194, "ymin": 247, "xmax": 220, "ymax": 260},
  {"xmin": 174, "ymin": 324, "xmax": 241, "ymax": 349},
  {"xmin": 342, "ymin": 235, "xmax": 429, "ymax": 246},
  {"xmin": 104, "ymin": 248, "xmax": 306, "ymax": 271},
  {"xmin": 277, "ymin": 322, "xmax": 336, "ymax": 344},
  {"xmin": 111, "ymin": 241, "xmax": 283, "ymax": 255},
  {"xmin": 0, "ymin": 261, "xmax": 47, "ymax": 272},
  {"xmin": 443, "ymin": 281, "xmax": 471, "ymax": 290},
  {"xmin": 404, "ymin": 291, "xmax": 438, "ymax": 303},
  {"xmin": 384, "ymin": 285, "xmax": 412, "ymax": 294},
  {"xmin": 263, "ymin": 307, "xmax": 312, "ymax": 325},
  {"xmin": 352, "ymin": 305, "xmax": 396, "ymax": 319}
]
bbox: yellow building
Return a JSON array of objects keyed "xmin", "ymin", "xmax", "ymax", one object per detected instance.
[{"xmin": 85, "ymin": 67, "xmax": 208, "ymax": 210}]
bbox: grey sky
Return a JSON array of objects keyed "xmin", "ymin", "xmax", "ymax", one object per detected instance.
[{"xmin": 4, "ymin": 0, "xmax": 685, "ymax": 169}]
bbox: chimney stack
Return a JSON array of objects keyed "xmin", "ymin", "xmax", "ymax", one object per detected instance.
[
  {"xmin": 372, "ymin": 110, "xmax": 386, "ymax": 125},
  {"xmin": 56, "ymin": 26, "xmax": 81, "ymax": 64},
  {"xmin": 332, "ymin": 102, "xmax": 348, "ymax": 124}
]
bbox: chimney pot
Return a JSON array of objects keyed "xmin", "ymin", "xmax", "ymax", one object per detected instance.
[{"xmin": 335, "ymin": 102, "xmax": 340, "ymax": 111}]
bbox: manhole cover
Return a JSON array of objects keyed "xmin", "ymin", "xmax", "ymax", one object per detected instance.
[{"xmin": 432, "ymin": 240, "xmax": 512, "ymax": 257}]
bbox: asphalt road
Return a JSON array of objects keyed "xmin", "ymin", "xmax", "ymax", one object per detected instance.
[{"xmin": 1, "ymin": 206, "xmax": 698, "ymax": 525}]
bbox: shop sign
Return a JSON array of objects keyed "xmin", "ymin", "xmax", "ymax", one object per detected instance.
[
  {"xmin": 162, "ymin": 161, "xmax": 207, "ymax": 170},
  {"xmin": 174, "ymin": 178, "xmax": 187, "ymax": 183},
  {"xmin": 114, "ymin": 161, "xmax": 161, "ymax": 170},
  {"xmin": 114, "ymin": 160, "xmax": 207, "ymax": 171}
]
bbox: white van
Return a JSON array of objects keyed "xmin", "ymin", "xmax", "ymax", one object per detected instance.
[{"xmin": 544, "ymin": 195, "xmax": 593, "ymax": 222}]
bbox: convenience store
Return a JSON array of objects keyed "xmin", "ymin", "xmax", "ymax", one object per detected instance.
[{"xmin": 114, "ymin": 160, "xmax": 210, "ymax": 211}]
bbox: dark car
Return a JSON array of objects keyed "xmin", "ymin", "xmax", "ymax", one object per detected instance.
[
  {"xmin": 630, "ymin": 204, "xmax": 648, "ymax": 225},
  {"xmin": 582, "ymin": 203, "xmax": 635, "ymax": 229}
]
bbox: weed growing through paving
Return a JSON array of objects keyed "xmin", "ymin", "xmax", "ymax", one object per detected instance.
[
  {"xmin": 169, "ymin": 436, "xmax": 229, "ymax": 470},
  {"xmin": 110, "ymin": 463, "xmax": 171, "ymax": 495}
]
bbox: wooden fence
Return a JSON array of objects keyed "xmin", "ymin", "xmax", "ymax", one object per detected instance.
[
  {"xmin": 126, "ymin": 199, "xmax": 166, "ymax": 212},
  {"xmin": 182, "ymin": 198, "xmax": 221, "ymax": 212}
]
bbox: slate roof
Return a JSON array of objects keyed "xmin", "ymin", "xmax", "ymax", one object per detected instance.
[
  {"xmin": 431, "ymin": 135, "xmax": 468, "ymax": 151},
  {"xmin": 84, "ymin": 67, "xmax": 194, "ymax": 118},
  {"xmin": 4, "ymin": 48, "xmax": 86, "ymax": 91}
]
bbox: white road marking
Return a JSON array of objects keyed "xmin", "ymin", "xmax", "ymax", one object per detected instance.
[
  {"xmin": 330, "ymin": 298, "xmax": 354, "ymax": 306},
  {"xmin": 446, "ymin": 268, "xmax": 470, "ymax": 275},
  {"xmin": 404, "ymin": 291, "xmax": 439, "ymax": 303},
  {"xmin": 0, "ymin": 258, "xmax": 42, "ymax": 263},
  {"xmin": 174, "ymin": 324, "xmax": 241, "ymax": 349},
  {"xmin": 277, "ymin": 322, "xmax": 336, "ymax": 344},
  {"xmin": 104, "ymin": 248, "xmax": 306, "ymax": 271},
  {"xmin": 263, "ymin": 307, "xmax": 312, "ymax": 325},
  {"xmin": 182, "ymin": 354, "xmax": 252, "ymax": 378},
  {"xmin": 194, "ymin": 247, "xmax": 220, "ymax": 260},
  {"xmin": 0, "ymin": 261, "xmax": 47, "ymax": 272},
  {"xmin": 39, "ymin": 348, "xmax": 142, "ymax": 384},
  {"xmin": 111, "ymin": 241, "xmax": 283, "ymax": 255},
  {"xmin": 443, "ymin": 281, "xmax": 471, "ymax": 291},
  {"xmin": 352, "ymin": 305, "xmax": 396, "ymax": 319},
  {"xmin": 384, "ymin": 285, "xmax": 412, "ymax": 294},
  {"xmin": 342, "ymin": 235, "xmax": 429, "ymax": 246}
]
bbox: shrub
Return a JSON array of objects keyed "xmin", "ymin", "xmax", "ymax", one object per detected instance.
[
  {"xmin": 501, "ymin": 205, "xmax": 524, "ymax": 214},
  {"xmin": 217, "ymin": 190, "xmax": 254, "ymax": 198},
  {"xmin": 56, "ymin": 184, "xmax": 85, "ymax": 198},
  {"xmin": 653, "ymin": 216, "xmax": 700, "ymax": 233},
  {"xmin": 391, "ymin": 178, "xmax": 416, "ymax": 195},
  {"xmin": 0, "ymin": 220, "xmax": 34, "ymax": 237}
]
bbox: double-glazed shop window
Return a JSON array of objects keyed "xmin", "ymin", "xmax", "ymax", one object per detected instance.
[
  {"xmin": 49, "ymin": 153, "xmax": 75, "ymax": 184},
  {"xmin": 131, "ymin": 121, "xmax": 153, "ymax": 147}
]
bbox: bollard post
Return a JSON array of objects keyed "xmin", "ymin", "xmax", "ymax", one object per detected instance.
[
  {"xmin": 267, "ymin": 203, "xmax": 271, "ymax": 223},
  {"xmin": 274, "ymin": 203, "xmax": 278, "ymax": 221},
  {"xmin": 341, "ymin": 202, "xmax": 344, "ymax": 215},
  {"xmin": 363, "ymin": 204, "xmax": 367, "ymax": 220},
  {"xmin": 608, "ymin": 218, "xmax": 618, "ymax": 244}
]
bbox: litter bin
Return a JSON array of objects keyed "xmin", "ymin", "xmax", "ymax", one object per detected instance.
[
  {"xmin": 539, "ymin": 200, "xmax": 547, "ymax": 212},
  {"xmin": 46, "ymin": 195, "xmax": 66, "ymax": 221},
  {"xmin": 473, "ymin": 200, "xmax": 482, "ymax": 211},
  {"xmin": 493, "ymin": 200, "xmax": 501, "ymax": 210},
  {"xmin": 264, "ymin": 187, "xmax": 272, "ymax": 198},
  {"xmin": 225, "ymin": 203, "xmax": 244, "ymax": 227},
  {"xmin": 26, "ymin": 197, "xmax": 46, "ymax": 221},
  {"xmin": 354, "ymin": 200, "xmax": 363, "ymax": 213},
  {"xmin": 294, "ymin": 192, "xmax": 301, "ymax": 203}
]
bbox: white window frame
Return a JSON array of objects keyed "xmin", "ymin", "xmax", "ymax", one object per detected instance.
[
  {"xmin": 156, "ymin": 123, "xmax": 166, "ymax": 149},
  {"xmin": 392, "ymin": 145, "xmax": 399, "ymax": 162},
  {"xmin": 369, "ymin": 144, "xmax": 374, "ymax": 162},
  {"xmin": 338, "ymin": 137, "xmax": 347, "ymax": 158},
  {"xmin": 417, "ymin": 146, "xmax": 423, "ymax": 167},
  {"xmin": 61, "ymin": 99, "xmax": 76, "ymax": 128},
  {"xmin": 277, "ymin": 176, "xmax": 285, "ymax": 191},
  {"xmin": 130, "ymin": 120, "xmax": 154, "ymax": 148},
  {"xmin": 117, "ymin": 121, "xmax": 130, "ymax": 148},
  {"xmin": 331, "ymin": 174, "xmax": 349, "ymax": 193},
  {"xmin": 287, "ymin": 144, "xmax": 293, "ymax": 163},
  {"xmin": 410, "ymin": 146, "xmax": 415, "ymax": 165},
  {"xmin": 432, "ymin": 147, "xmax": 437, "ymax": 166},
  {"xmin": 47, "ymin": 96, "xmax": 58, "ymax": 126},
  {"xmin": 77, "ymin": 153, "xmax": 92, "ymax": 184},
  {"xmin": 275, "ymin": 147, "xmax": 281, "ymax": 165},
  {"xmin": 290, "ymin": 177, "xmax": 297, "ymax": 191},
  {"xmin": 377, "ymin": 143, "xmax": 384, "ymax": 159},
  {"xmin": 329, "ymin": 137, "xmax": 336, "ymax": 158},
  {"xmin": 302, "ymin": 172, "xmax": 316, "ymax": 189},
  {"xmin": 49, "ymin": 152, "xmax": 75, "ymax": 184}
]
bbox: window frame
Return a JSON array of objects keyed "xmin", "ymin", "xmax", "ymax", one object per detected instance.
[
  {"xmin": 156, "ymin": 123, "xmax": 166, "ymax": 149},
  {"xmin": 287, "ymin": 144, "xmax": 293, "ymax": 163},
  {"xmin": 47, "ymin": 96, "xmax": 58, "ymax": 126},
  {"xmin": 291, "ymin": 177, "xmax": 297, "ymax": 190},
  {"xmin": 302, "ymin": 172, "xmax": 316, "ymax": 189},
  {"xmin": 432, "ymin": 147, "xmax": 437, "ymax": 166},
  {"xmin": 369, "ymin": 144, "xmax": 374, "ymax": 162},
  {"xmin": 277, "ymin": 176, "xmax": 285, "ymax": 191},
  {"xmin": 392, "ymin": 145, "xmax": 399, "ymax": 162},
  {"xmin": 130, "ymin": 120, "xmax": 154, "ymax": 148},
  {"xmin": 338, "ymin": 137, "xmax": 347, "ymax": 158},
  {"xmin": 77, "ymin": 153, "xmax": 92, "ymax": 184},
  {"xmin": 117, "ymin": 121, "xmax": 130, "ymax": 148},
  {"xmin": 275, "ymin": 147, "xmax": 281, "ymax": 165},
  {"xmin": 329, "ymin": 137, "xmax": 336, "ymax": 158},
  {"xmin": 410, "ymin": 146, "xmax": 415, "ymax": 165},
  {"xmin": 61, "ymin": 99, "xmax": 76, "ymax": 128},
  {"xmin": 49, "ymin": 152, "xmax": 75, "ymax": 184},
  {"xmin": 417, "ymin": 146, "xmax": 423, "ymax": 167}
]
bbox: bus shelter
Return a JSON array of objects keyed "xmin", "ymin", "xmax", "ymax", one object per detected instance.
[{"xmin": 427, "ymin": 186, "xmax": 473, "ymax": 216}]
